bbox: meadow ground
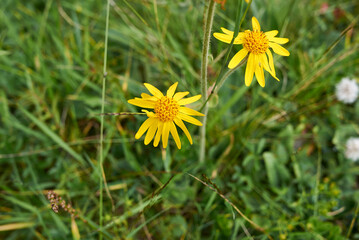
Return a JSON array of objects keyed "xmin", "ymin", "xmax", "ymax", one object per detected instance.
[{"xmin": 1, "ymin": 0, "xmax": 359, "ymax": 239}]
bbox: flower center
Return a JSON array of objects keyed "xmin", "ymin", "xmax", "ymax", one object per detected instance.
[
  {"xmin": 154, "ymin": 96, "xmax": 180, "ymax": 122},
  {"xmin": 243, "ymin": 30, "xmax": 269, "ymax": 55}
]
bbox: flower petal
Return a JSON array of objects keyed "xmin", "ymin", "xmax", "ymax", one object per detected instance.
[
  {"xmin": 221, "ymin": 27, "xmax": 233, "ymax": 35},
  {"xmin": 228, "ymin": 48, "xmax": 248, "ymax": 69},
  {"xmin": 179, "ymin": 107, "xmax": 205, "ymax": 116},
  {"xmin": 128, "ymin": 99, "xmax": 155, "ymax": 109},
  {"xmin": 162, "ymin": 122, "xmax": 170, "ymax": 148},
  {"xmin": 135, "ymin": 117, "xmax": 156, "ymax": 139},
  {"xmin": 213, "ymin": 33, "xmax": 233, "ymax": 43},
  {"xmin": 174, "ymin": 118, "xmax": 193, "ymax": 144},
  {"xmin": 213, "ymin": 33, "xmax": 243, "ymax": 44},
  {"xmin": 166, "ymin": 82, "xmax": 178, "ymax": 98},
  {"xmin": 144, "ymin": 83, "xmax": 164, "ymax": 98},
  {"xmin": 255, "ymin": 65, "xmax": 265, "ymax": 87},
  {"xmin": 142, "ymin": 109, "xmax": 156, "ymax": 117},
  {"xmin": 260, "ymin": 54, "xmax": 279, "ymax": 81},
  {"xmin": 173, "ymin": 91, "xmax": 189, "ymax": 101},
  {"xmin": 266, "ymin": 49, "xmax": 275, "ymax": 75},
  {"xmin": 153, "ymin": 121, "xmax": 163, "ymax": 147},
  {"xmin": 269, "ymin": 42, "xmax": 290, "ymax": 56},
  {"xmin": 141, "ymin": 93, "xmax": 157, "ymax": 101},
  {"xmin": 270, "ymin": 37, "xmax": 289, "ymax": 44},
  {"xmin": 260, "ymin": 53, "xmax": 270, "ymax": 72},
  {"xmin": 178, "ymin": 113, "xmax": 202, "ymax": 126},
  {"xmin": 169, "ymin": 122, "xmax": 181, "ymax": 149},
  {"xmin": 265, "ymin": 30, "xmax": 278, "ymax": 39},
  {"xmin": 252, "ymin": 17, "xmax": 261, "ymax": 31},
  {"xmin": 144, "ymin": 118, "xmax": 158, "ymax": 145},
  {"xmin": 135, "ymin": 97, "xmax": 156, "ymax": 102},
  {"xmin": 177, "ymin": 95, "xmax": 202, "ymax": 105},
  {"xmin": 245, "ymin": 53, "xmax": 256, "ymax": 86}
]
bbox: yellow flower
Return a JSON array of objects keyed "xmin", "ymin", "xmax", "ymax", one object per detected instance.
[
  {"xmin": 213, "ymin": 17, "xmax": 290, "ymax": 87},
  {"xmin": 128, "ymin": 82, "xmax": 204, "ymax": 149}
]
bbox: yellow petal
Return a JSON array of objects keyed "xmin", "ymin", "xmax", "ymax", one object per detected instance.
[
  {"xmin": 144, "ymin": 83, "xmax": 164, "ymax": 98},
  {"xmin": 269, "ymin": 42, "xmax": 290, "ymax": 56},
  {"xmin": 270, "ymin": 37, "xmax": 289, "ymax": 44},
  {"xmin": 128, "ymin": 99, "xmax": 155, "ymax": 109},
  {"xmin": 135, "ymin": 117, "xmax": 156, "ymax": 139},
  {"xmin": 166, "ymin": 82, "xmax": 178, "ymax": 98},
  {"xmin": 255, "ymin": 65, "xmax": 265, "ymax": 87},
  {"xmin": 213, "ymin": 32, "xmax": 244, "ymax": 44},
  {"xmin": 173, "ymin": 118, "xmax": 193, "ymax": 144},
  {"xmin": 228, "ymin": 48, "xmax": 248, "ymax": 69},
  {"xmin": 142, "ymin": 110, "xmax": 156, "ymax": 117},
  {"xmin": 260, "ymin": 54, "xmax": 279, "ymax": 81},
  {"xmin": 141, "ymin": 93, "xmax": 151, "ymax": 98},
  {"xmin": 162, "ymin": 122, "xmax": 170, "ymax": 148},
  {"xmin": 245, "ymin": 53, "xmax": 255, "ymax": 86},
  {"xmin": 179, "ymin": 107, "xmax": 205, "ymax": 116},
  {"xmin": 220, "ymin": 28, "xmax": 245, "ymax": 38},
  {"xmin": 252, "ymin": 17, "xmax": 261, "ymax": 31},
  {"xmin": 178, "ymin": 113, "xmax": 202, "ymax": 126},
  {"xmin": 141, "ymin": 93, "xmax": 157, "ymax": 101},
  {"xmin": 177, "ymin": 95, "xmax": 202, "ymax": 105},
  {"xmin": 213, "ymin": 33, "xmax": 232, "ymax": 43},
  {"xmin": 265, "ymin": 30, "xmax": 278, "ymax": 39},
  {"xmin": 173, "ymin": 91, "xmax": 189, "ymax": 101},
  {"xmin": 169, "ymin": 122, "xmax": 181, "ymax": 149},
  {"xmin": 135, "ymin": 97, "xmax": 156, "ymax": 102},
  {"xmin": 153, "ymin": 121, "xmax": 163, "ymax": 147},
  {"xmin": 221, "ymin": 27, "xmax": 233, "ymax": 35},
  {"xmin": 144, "ymin": 118, "xmax": 158, "ymax": 145},
  {"xmin": 266, "ymin": 49, "xmax": 275, "ymax": 75},
  {"xmin": 260, "ymin": 53, "xmax": 270, "ymax": 72}
]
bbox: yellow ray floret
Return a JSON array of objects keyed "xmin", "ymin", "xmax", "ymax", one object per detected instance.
[
  {"xmin": 213, "ymin": 16, "xmax": 290, "ymax": 87},
  {"xmin": 128, "ymin": 82, "xmax": 204, "ymax": 149}
]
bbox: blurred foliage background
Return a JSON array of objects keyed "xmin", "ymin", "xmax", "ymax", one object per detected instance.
[{"xmin": 1, "ymin": 0, "xmax": 359, "ymax": 239}]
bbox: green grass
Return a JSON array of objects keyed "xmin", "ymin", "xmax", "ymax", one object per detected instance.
[{"xmin": 1, "ymin": 0, "xmax": 359, "ymax": 239}]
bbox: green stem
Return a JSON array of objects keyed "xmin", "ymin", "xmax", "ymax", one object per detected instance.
[
  {"xmin": 99, "ymin": 1, "xmax": 110, "ymax": 239},
  {"xmin": 215, "ymin": 57, "xmax": 247, "ymax": 93},
  {"xmin": 313, "ymin": 139, "xmax": 322, "ymax": 216},
  {"xmin": 347, "ymin": 202, "xmax": 359, "ymax": 239},
  {"xmin": 199, "ymin": 0, "xmax": 249, "ymax": 112},
  {"xmin": 199, "ymin": 0, "xmax": 216, "ymax": 163}
]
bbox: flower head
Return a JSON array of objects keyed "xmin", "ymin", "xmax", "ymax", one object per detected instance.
[
  {"xmin": 335, "ymin": 77, "xmax": 359, "ymax": 104},
  {"xmin": 345, "ymin": 138, "xmax": 359, "ymax": 162},
  {"xmin": 213, "ymin": 17, "xmax": 290, "ymax": 87},
  {"xmin": 128, "ymin": 82, "xmax": 204, "ymax": 149}
]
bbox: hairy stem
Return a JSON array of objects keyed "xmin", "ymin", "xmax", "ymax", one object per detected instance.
[
  {"xmin": 199, "ymin": 0, "xmax": 216, "ymax": 163},
  {"xmin": 200, "ymin": 0, "xmax": 249, "ymax": 110}
]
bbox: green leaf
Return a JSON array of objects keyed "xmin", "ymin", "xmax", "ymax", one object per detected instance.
[
  {"xmin": 19, "ymin": 107, "xmax": 85, "ymax": 164},
  {"xmin": 263, "ymin": 152, "xmax": 278, "ymax": 187}
]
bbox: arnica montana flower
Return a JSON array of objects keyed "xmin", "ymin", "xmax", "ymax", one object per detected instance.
[
  {"xmin": 128, "ymin": 82, "xmax": 204, "ymax": 149},
  {"xmin": 214, "ymin": 17, "xmax": 290, "ymax": 87},
  {"xmin": 335, "ymin": 77, "xmax": 359, "ymax": 104}
]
